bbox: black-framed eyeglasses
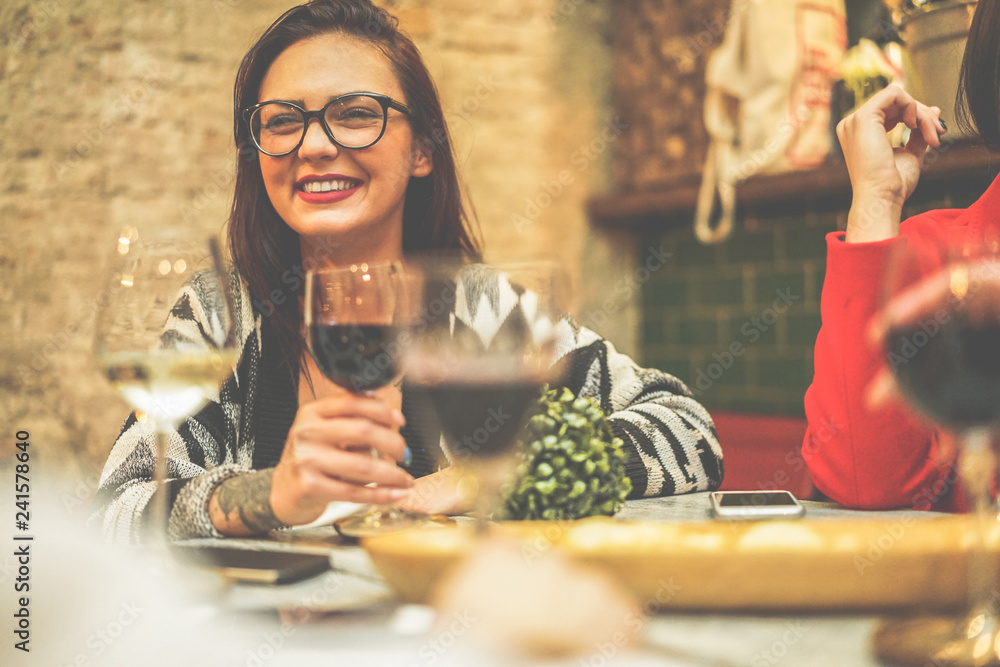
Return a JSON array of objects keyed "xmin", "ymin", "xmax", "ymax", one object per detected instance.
[{"xmin": 244, "ymin": 92, "xmax": 412, "ymax": 156}]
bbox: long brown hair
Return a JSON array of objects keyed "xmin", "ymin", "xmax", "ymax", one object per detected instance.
[
  {"xmin": 228, "ymin": 0, "xmax": 482, "ymax": 370},
  {"xmin": 957, "ymin": 0, "xmax": 1000, "ymax": 149}
]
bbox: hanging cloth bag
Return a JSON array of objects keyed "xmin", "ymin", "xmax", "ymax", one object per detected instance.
[{"xmin": 694, "ymin": 0, "xmax": 847, "ymax": 244}]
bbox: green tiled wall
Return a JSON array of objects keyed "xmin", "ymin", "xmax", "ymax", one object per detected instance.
[{"xmin": 638, "ymin": 178, "xmax": 989, "ymax": 416}]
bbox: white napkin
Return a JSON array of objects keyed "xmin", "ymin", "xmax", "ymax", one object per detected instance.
[{"xmin": 285, "ymin": 501, "xmax": 366, "ymax": 531}]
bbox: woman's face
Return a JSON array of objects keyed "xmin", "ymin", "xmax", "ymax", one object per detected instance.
[{"xmin": 256, "ymin": 34, "xmax": 432, "ymax": 250}]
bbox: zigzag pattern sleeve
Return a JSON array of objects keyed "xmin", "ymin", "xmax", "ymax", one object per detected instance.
[
  {"xmin": 89, "ymin": 271, "xmax": 257, "ymax": 544},
  {"xmin": 557, "ymin": 322, "xmax": 724, "ymax": 498}
]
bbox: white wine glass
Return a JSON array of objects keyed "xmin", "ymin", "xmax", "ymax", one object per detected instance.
[
  {"xmin": 403, "ymin": 257, "xmax": 569, "ymax": 531},
  {"xmin": 303, "ymin": 262, "xmax": 429, "ymax": 537},
  {"xmin": 872, "ymin": 234, "xmax": 1000, "ymax": 666},
  {"xmin": 95, "ymin": 226, "xmax": 238, "ymax": 545}
]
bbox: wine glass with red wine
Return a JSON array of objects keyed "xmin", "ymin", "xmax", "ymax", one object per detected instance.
[
  {"xmin": 873, "ymin": 235, "xmax": 1000, "ymax": 666},
  {"xmin": 403, "ymin": 258, "xmax": 568, "ymax": 530},
  {"xmin": 303, "ymin": 262, "xmax": 427, "ymax": 536}
]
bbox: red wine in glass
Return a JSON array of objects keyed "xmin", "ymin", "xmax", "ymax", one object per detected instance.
[
  {"xmin": 888, "ymin": 317, "xmax": 1000, "ymax": 429},
  {"xmin": 403, "ymin": 258, "xmax": 569, "ymax": 527},
  {"xmin": 303, "ymin": 262, "xmax": 425, "ymax": 537},
  {"xmin": 874, "ymin": 247, "xmax": 1000, "ymax": 666},
  {"xmin": 308, "ymin": 323, "xmax": 401, "ymax": 393},
  {"xmin": 422, "ymin": 380, "xmax": 542, "ymax": 461}
]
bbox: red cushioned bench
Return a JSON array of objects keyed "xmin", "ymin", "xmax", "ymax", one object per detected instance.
[{"xmin": 712, "ymin": 411, "xmax": 814, "ymax": 499}]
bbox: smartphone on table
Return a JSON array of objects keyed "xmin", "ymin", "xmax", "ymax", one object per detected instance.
[
  {"xmin": 709, "ymin": 490, "xmax": 805, "ymax": 520},
  {"xmin": 171, "ymin": 545, "xmax": 331, "ymax": 584}
]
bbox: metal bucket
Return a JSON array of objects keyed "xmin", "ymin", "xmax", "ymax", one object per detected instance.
[{"xmin": 900, "ymin": 0, "xmax": 978, "ymax": 138}]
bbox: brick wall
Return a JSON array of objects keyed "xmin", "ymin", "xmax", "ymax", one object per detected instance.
[
  {"xmin": 1, "ymin": 0, "xmax": 292, "ymax": 483},
  {"xmin": 638, "ymin": 175, "xmax": 996, "ymax": 416},
  {"xmin": 1, "ymin": 1, "xmax": 624, "ymax": 482}
]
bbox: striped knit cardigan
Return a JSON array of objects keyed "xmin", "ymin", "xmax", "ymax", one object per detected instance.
[{"xmin": 91, "ymin": 267, "xmax": 723, "ymax": 543}]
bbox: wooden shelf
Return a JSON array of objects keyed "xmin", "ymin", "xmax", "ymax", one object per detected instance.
[{"xmin": 589, "ymin": 142, "xmax": 1000, "ymax": 228}]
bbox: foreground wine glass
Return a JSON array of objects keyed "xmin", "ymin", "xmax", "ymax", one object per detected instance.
[
  {"xmin": 303, "ymin": 262, "xmax": 428, "ymax": 537},
  {"xmin": 403, "ymin": 258, "xmax": 569, "ymax": 530},
  {"xmin": 873, "ymin": 236, "xmax": 1000, "ymax": 666},
  {"xmin": 95, "ymin": 227, "xmax": 238, "ymax": 545}
]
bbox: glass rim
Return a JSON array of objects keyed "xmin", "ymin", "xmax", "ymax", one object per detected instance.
[{"xmin": 304, "ymin": 260, "xmax": 403, "ymax": 279}]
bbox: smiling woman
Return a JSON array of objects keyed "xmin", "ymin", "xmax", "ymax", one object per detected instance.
[
  {"xmin": 253, "ymin": 35, "xmax": 432, "ymax": 258},
  {"xmin": 91, "ymin": 0, "xmax": 724, "ymax": 544}
]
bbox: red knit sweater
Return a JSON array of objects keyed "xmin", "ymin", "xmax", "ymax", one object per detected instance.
[{"xmin": 803, "ymin": 172, "xmax": 1000, "ymax": 512}]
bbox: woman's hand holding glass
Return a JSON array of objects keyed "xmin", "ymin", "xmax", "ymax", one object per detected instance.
[
  {"xmin": 293, "ymin": 262, "xmax": 432, "ymax": 536},
  {"xmin": 269, "ymin": 392, "xmax": 414, "ymax": 526}
]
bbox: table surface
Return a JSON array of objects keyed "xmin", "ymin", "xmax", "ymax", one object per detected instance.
[{"xmin": 179, "ymin": 492, "xmax": 945, "ymax": 666}]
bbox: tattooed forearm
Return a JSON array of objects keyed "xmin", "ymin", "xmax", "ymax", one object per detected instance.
[{"xmin": 213, "ymin": 469, "xmax": 286, "ymax": 534}]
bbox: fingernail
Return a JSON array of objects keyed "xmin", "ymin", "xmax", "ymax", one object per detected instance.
[
  {"xmin": 388, "ymin": 488, "xmax": 408, "ymax": 500},
  {"xmin": 939, "ymin": 118, "xmax": 947, "ymax": 131},
  {"xmin": 402, "ymin": 446, "xmax": 413, "ymax": 467}
]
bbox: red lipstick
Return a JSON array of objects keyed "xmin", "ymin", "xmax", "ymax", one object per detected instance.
[{"xmin": 295, "ymin": 173, "xmax": 362, "ymax": 204}]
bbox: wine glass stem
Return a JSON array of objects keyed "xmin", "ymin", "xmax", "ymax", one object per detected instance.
[
  {"xmin": 473, "ymin": 492, "xmax": 491, "ymax": 536},
  {"xmin": 961, "ymin": 428, "xmax": 997, "ymax": 616},
  {"xmin": 149, "ymin": 428, "xmax": 171, "ymax": 548}
]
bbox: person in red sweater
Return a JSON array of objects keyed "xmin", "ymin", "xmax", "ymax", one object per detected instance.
[{"xmin": 803, "ymin": 1, "xmax": 1000, "ymax": 512}]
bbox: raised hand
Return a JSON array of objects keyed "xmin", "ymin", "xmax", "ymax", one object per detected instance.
[{"xmin": 837, "ymin": 84, "xmax": 946, "ymax": 243}]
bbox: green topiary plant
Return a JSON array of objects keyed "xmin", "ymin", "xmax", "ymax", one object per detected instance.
[{"xmin": 501, "ymin": 386, "xmax": 632, "ymax": 521}]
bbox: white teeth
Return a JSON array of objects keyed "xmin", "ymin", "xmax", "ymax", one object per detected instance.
[{"xmin": 302, "ymin": 180, "xmax": 357, "ymax": 193}]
